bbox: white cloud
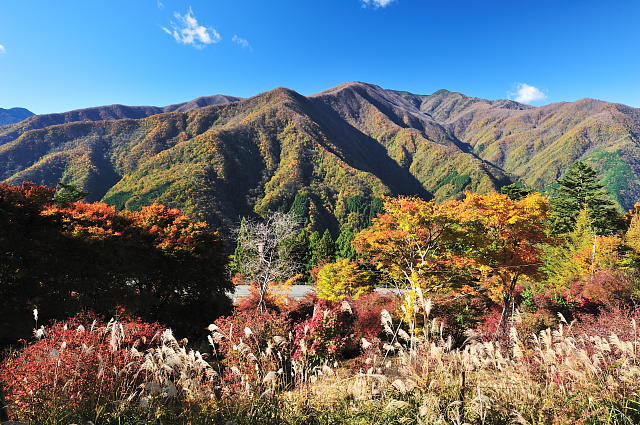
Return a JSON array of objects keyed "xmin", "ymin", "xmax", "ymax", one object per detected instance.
[
  {"xmin": 361, "ymin": 0, "xmax": 397, "ymax": 8},
  {"xmin": 510, "ymin": 83, "xmax": 547, "ymax": 104},
  {"xmin": 162, "ymin": 8, "xmax": 221, "ymax": 49},
  {"xmin": 232, "ymin": 35, "xmax": 251, "ymax": 49},
  {"xmin": 0, "ymin": 45, "xmax": 6, "ymax": 54}
]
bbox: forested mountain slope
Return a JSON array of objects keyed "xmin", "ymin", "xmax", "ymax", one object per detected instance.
[{"xmin": 1, "ymin": 82, "xmax": 638, "ymax": 231}]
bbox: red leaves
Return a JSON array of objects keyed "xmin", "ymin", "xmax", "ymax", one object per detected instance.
[
  {"xmin": 39, "ymin": 198, "xmax": 211, "ymax": 254},
  {"xmin": 0, "ymin": 313, "xmax": 163, "ymax": 415},
  {"xmin": 130, "ymin": 204, "xmax": 209, "ymax": 254},
  {"xmin": 0, "ymin": 182, "xmax": 55, "ymax": 210},
  {"xmin": 292, "ymin": 299, "xmax": 357, "ymax": 362}
]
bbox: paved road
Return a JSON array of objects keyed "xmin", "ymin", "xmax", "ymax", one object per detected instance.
[{"xmin": 229, "ymin": 285, "xmax": 404, "ymax": 301}]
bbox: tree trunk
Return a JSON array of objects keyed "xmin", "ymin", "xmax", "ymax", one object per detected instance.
[
  {"xmin": 494, "ymin": 274, "xmax": 519, "ymax": 338},
  {"xmin": 0, "ymin": 382, "xmax": 9, "ymax": 422}
]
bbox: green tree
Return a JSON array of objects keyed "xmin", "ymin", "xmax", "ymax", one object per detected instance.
[
  {"xmin": 345, "ymin": 195, "xmax": 384, "ymax": 230},
  {"xmin": 53, "ymin": 182, "xmax": 88, "ymax": 206},
  {"xmin": 335, "ymin": 227, "xmax": 356, "ymax": 260},
  {"xmin": 230, "ymin": 217, "xmax": 250, "ymax": 274},
  {"xmin": 550, "ymin": 162, "xmax": 623, "ymax": 235},
  {"xmin": 289, "ymin": 193, "xmax": 310, "ymax": 222},
  {"xmin": 308, "ymin": 229, "xmax": 335, "ymax": 272},
  {"xmin": 315, "ymin": 229, "xmax": 335, "ymax": 264},
  {"xmin": 280, "ymin": 228, "xmax": 309, "ymax": 271},
  {"xmin": 499, "ymin": 182, "xmax": 533, "ymax": 200},
  {"xmin": 541, "ymin": 209, "xmax": 592, "ymax": 288}
]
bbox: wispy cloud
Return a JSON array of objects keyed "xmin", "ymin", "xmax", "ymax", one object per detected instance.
[
  {"xmin": 361, "ymin": 0, "xmax": 397, "ymax": 8},
  {"xmin": 232, "ymin": 35, "xmax": 251, "ymax": 50},
  {"xmin": 510, "ymin": 83, "xmax": 547, "ymax": 104},
  {"xmin": 0, "ymin": 45, "xmax": 6, "ymax": 54},
  {"xmin": 162, "ymin": 8, "xmax": 221, "ymax": 49},
  {"xmin": 157, "ymin": 0, "xmax": 164, "ymax": 9}
]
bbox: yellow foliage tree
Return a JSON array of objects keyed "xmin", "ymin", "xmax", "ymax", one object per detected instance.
[
  {"xmin": 625, "ymin": 205, "xmax": 640, "ymax": 253},
  {"xmin": 543, "ymin": 208, "xmax": 629, "ymax": 290},
  {"xmin": 315, "ymin": 259, "xmax": 375, "ymax": 301}
]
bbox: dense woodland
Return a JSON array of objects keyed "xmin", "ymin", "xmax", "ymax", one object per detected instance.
[{"xmin": 3, "ymin": 161, "xmax": 640, "ymax": 424}]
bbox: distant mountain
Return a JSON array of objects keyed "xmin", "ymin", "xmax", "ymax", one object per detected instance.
[
  {"xmin": 1, "ymin": 82, "xmax": 638, "ymax": 233},
  {"xmin": 0, "ymin": 107, "xmax": 34, "ymax": 125}
]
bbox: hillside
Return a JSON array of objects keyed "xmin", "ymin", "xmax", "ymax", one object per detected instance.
[
  {"xmin": 0, "ymin": 107, "xmax": 34, "ymax": 125},
  {"xmin": 0, "ymin": 94, "xmax": 241, "ymax": 145},
  {"xmin": 1, "ymin": 82, "xmax": 639, "ymax": 232}
]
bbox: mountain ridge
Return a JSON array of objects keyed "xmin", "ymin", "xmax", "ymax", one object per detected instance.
[
  {"xmin": 1, "ymin": 82, "xmax": 638, "ymax": 233},
  {"xmin": 0, "ymin": 94, "xmax": 241, "ymax": 145}
]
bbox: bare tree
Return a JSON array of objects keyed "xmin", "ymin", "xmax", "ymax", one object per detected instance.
[{"xmin": 233, "ymin": 212, "xmax": 302, "ymax": 310}]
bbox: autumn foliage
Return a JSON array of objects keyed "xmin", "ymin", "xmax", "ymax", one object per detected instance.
[
  {"xmin": 315, "ymin": 258, "xmax": 375, "ymax": 301},
  {"xmin": 0, "ymin": 182, "xmax": 232, "ymax": 346},
  {"xmin": 0, "ymin": 313, "xmax": 164, "ymax": 421}
]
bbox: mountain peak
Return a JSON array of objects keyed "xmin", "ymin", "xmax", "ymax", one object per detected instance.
[
  {"xmin": 0, "ymin": 107, "xmax": 34, "ymax": 126},
  {"xmin": 310, "ymin": 81, "xmax": 385, "ymax": 97}
]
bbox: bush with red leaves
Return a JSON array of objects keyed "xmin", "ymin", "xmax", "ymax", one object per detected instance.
[
  {"xmin": 211, "ymin": 308, "xmax": 291, "ymax": 394},
  {"xmin": 351, "ymin": 292, "xmax": 399, "ymax": 341},
  {"xmin": 572, "ymin": 306, "xmax": 640, "ymax": 341},
  {"xmin": 0, "ymin": 313, "xmax": 163, "ymax": 422},
  {"xmin": 234, "ymin": 284, "xmax": 283, "ymax": 314},
  {"xmin": 564, "ymin": 270, "xmax": 638, "ymax": 309},
  {"xmin": 282, "ymin": 293, "xmax": 317, "ymax": 327},
  {"xmin": 292, "ymin": 299, "xmax": 357, "ymax": 364}
]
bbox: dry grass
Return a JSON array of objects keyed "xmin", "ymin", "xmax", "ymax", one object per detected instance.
[{"xmin": 4, "ymin": 295, "xmax": 640, "ymax": 424}]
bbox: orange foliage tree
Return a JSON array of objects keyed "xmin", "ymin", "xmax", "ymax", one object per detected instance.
[
  {"xmin": 353, "ymin": 192, "xmax": 551, "ymax": 333},
  {"xmin": 353, "ymin": 196, "xmax": 474, "ymax": 293},
  {"xmin": 453, "ymin": 192, "xmax": 551, "ymax": 330}
]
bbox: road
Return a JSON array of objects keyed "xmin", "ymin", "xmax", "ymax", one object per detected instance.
[{"xmin": 229, "ymin": 285, "xmax": 404, "ymax": 301}]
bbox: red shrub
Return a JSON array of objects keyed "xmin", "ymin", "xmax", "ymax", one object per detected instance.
[
  {"xmin": 565, "ymin": 270, "xmax": 637, "ymax": 308},
  {"xmin": 351, "ymin": 292, "xmax": 399, "ymax": 340},
  {"xmin": 471, "ymin": 305, "xmax": 505, "ymax": 342},
  {"xmin": 0, "ymin": 313, "xmax": 163, "ymax": 419},
  {"xmin": 234, "ymin": 283, "xmax": 282, "ymax": 314},
  {"xmin": 572, "ymin": 306, "xmax": 640, "ymax": 340},
  {"xmin": 292, "ymin": 299, "xmax": 357, "ymax": 363},
  {"xmin": 282, "ymin": 293, "xmax": 318, "ymax": 327},
  {"xmin": 212, "ymin": 308, "xmax": 291, "ymax": 394}
]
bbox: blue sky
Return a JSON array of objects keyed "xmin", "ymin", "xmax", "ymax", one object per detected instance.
[{"xmin": 0, "ymin": 0, "xmax": 638, "ymax": 114}]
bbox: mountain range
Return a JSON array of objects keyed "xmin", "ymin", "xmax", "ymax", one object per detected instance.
[
  {"xmin": 0, "ymin": 107, "xmax": 34, "ymax": 126},
  {"xmin": 1, "ymin": 82, "xmax": 638, "ymax": 232}
]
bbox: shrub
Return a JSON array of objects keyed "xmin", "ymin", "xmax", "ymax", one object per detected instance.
[
  {"xmin": 573, "ymin": 305, "xmax": 640, "ymax": 340},
  {"xmin": 351, "ymin": 292, "xmax": 399, "ymax": 340},
  {"xmin": 565, "ymin": 269, "xmax": 638, "ymax": 308},
  {"xmin": 282, "ymin": 293, "xmax": 317, "ymax": 328},
  {"xmin": 212, "ymin": 309, "xmax": 292, "ymax": 395},
  {"xmin": 0, "ymin": 182, "xmax": 233, "ymax": 347},
  {"xmin": 234, "ymin": 283, "xmax": 282, "ymax": 314},
  {"xmin": 0, "ymin": 313, "xmax": 163, "ymax": 423},
  {"xmin": 293, "ymin": 299, "xmax": 357, "ymax": 364}
]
